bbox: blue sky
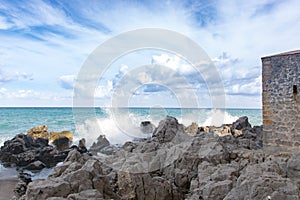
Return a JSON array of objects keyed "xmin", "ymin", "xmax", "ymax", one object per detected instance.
[{"xmin": 0, "ymin": 0, "xmax": 299, "ymax": 108}]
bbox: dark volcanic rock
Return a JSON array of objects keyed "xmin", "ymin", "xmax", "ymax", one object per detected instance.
[
  {"xmin": 24, "ymin": 160, "xmax": 46, "ymax": 171},
  {"xmin": 14, "ymin": 171, "xmax": 32, "ymax": 199},
  {"xmin": 52, "ymin": 136, "xmax": 70, "ymax": 151},
  {"xmin": 0, "ymin": 133, "xmax": 68, "ymax": 169},
  {"xmin": 232, "ymin": 116, "xmax": 251, "ymax": 130}
]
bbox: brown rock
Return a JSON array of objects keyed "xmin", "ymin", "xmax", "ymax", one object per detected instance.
[
  {"xmin": 49, "ymin": 131, "xmax": 73, "ymax": 143},
  {"xmin": 185, "ymin": 122, "xmax": 199, "ymax": 136},
  {"xmin": 27, "ymin": 125, "xmax": 49, "ymax": 140}
]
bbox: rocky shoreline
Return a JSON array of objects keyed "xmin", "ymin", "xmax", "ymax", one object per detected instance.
[{"xmin": 0, "ymin": 116, "xmax": 299, "ymax": 199}]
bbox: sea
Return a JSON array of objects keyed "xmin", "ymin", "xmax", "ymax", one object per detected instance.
[{"xmin": 0, "ymin": 107, "xmax": 262, "ymax": 179}]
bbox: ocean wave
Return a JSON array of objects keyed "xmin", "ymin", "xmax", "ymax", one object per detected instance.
[{"xmin": 74, "ymin": 108, "xmax": 241, "ymax": 146}]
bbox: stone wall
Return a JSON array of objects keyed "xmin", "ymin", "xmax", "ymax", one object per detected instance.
[{"xmin": 262, "ymin": 52, "xmax": 300, "ymax": 151}]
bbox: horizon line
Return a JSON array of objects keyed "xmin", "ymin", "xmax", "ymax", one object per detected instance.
[{"xmin": 0, "ymin": 106, "xmax": 262, "ymax": 110}]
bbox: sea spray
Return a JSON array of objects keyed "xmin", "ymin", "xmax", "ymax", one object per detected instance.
[
  {"xmin": 74, "ymin": 108, "xmax": 241, "ymax": 146},
  {"xmin": 202, "ymin": 109, "xmax": 239, "ymax": 126},
  {"xmin": 0, "ymin": 107, "xmax": 262, "ymax": 148}
]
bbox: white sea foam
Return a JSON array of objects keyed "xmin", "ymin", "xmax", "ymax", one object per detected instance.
[
  {"xmin": 74, "ymin": 108, "xmax": 240, "ymax": 146},
  {"xmin": 0, "ymin": 136, "xmax": 11, "ymax": 148},
  {"xmin": 202, "ymin": 109, "xmax": 239, "ymax": 126},
  {"xmin": 75, "ymin": 108, "xmax": 152, "ymax": 147}
]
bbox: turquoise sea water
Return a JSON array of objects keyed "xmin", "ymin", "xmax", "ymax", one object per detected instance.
[
  {"xmin": 0, "ymin": 107, "xmax": 261, "ymax": 179},
  {"xmin": 0, "ymin": 107, "xmax": 262, "ymax": 147}
]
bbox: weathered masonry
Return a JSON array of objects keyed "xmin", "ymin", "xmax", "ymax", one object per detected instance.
[{"xmin": 262, "ymin": 50, "xmax": 300, "ymax": 151}]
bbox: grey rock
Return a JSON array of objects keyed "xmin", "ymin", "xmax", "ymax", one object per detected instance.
[
  {"xmin": 224, "ymin": 161, "xmax": 299, "ymax": 200},
  {"xmin": 287, "ymin": 152, "xmax": 300, "ymax": 185},
  {"xmin": 52, "ymin": 136, "xmax": 70, "ymax": 151},
  {"xmin": 19, "ymin": 117, "xmax": 300, "ymax": 200},
  {"xmin": 152, "ymin": 116, "xmax": 185, "ymax": 143},
  {"xmin": 67, "ymin": 189, "xmax": 104, "ymax": 200},
  {"xmin": 121, "ymin": 141, "xmax": 137, "ymax": 152},
  {"xmin": 24, "ymin": 160, "xmax": 46, "ymax": 171},
  {"xmin": 25, "ymin": 179, "xmax": 71, "ymax": 200},
  {"xmin": 185, "ymin": 122, "xmax": 199, "ymax": 136},
  {"xmin": 89, "ymin": 135, "xmax": 110, "ymax": 155},
  {"xmin": 232, "ymin": 116, "xmax": 251, "ymax": 130}
]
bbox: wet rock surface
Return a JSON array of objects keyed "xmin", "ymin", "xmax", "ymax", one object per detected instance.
[
  {"xmin": 3, "ymin": 116, "xmax": 300, "ymax": 199},
  {"xmin": 0, "ymin": 133, "xmax": 59, "ymax": 168},
  {"xmin": 0, "ymin": 130, "xmax": 85, "ymax": 171}
]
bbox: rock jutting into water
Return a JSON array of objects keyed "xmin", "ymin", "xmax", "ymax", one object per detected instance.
[
  {"xmin": 2, "ymin": 116, "xmax": 300, "ymax": 199},
  {"xmin": 0, "ymin": 126, "xmax": 84, "ymax": 171}
]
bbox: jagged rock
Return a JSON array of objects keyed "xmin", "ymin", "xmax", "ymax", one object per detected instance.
[
  {"xmin": 25, "ymin": 179, "xmax": 71, "ymax": 199},
  {"xmin": 211, "ymin": 125, "xmax": 232, "ymax": 136},
  {"xmin": 24, "ymin": 160, "xmax": 46, "ymax": 171},
  {"xmin": 133, "ymin": 140, "xmax": 159, "ymax": 153},
  {"xmin": 152, "ymin": 116, "xmax": 185, "ymax": 143},
  {"xmin": 219, "ymin": 125, "xmax": 263, "ymax": 151},
  {"xmin": 0, "ymin": 133, "xmax": 68, "ymax": 168},
  {"xmin": 117, "ymin": 172, "xmax": 182, "ymax": 200},
  {"xmin": 89, "ymin": 135, "xmax": 110, "ymax": 155},
  {"xmin": 27, "ymin": 125, "xmax": 48, "ymax": 140},
  {"xmin": 199, "ymin": 126, "xmax": 210, "ymax": 133},
  {"xmin": 121, "ymin": 141, "xmax": 137, "ymax": 152},
  {"xmin": 35, "ymin": 137, "xmax": 49, "ymax": 147},
  {"xmin": 78, "ymin": 138, "xmax": 85, "ymax": 148},
  {"xmin": 223, "ymin": 160, "xmax": 299, "ymax": 200},
  {"xmin": 185, "ymin": 122, "xmax": 199, "ymax": 136},
  {"xmin": 13, "ymin": 171, "xmax": 32, "ymax": 199},
  {"xmin": 12, "ymin": 116, "xmax": 300, "ymax": 200},
  {"xmin": 77, "ymin": 138, "xmax": 88, "ymax": 153},
  {"xmin": 52, "ymin": 137, "xmax": 70, "ymax": 151},
  {"xmin": 232, "ymin": 116, "xmax": 251, "ymax": 130},
  {"xmin": 67, "ymin": 189, "xmax": 104, "ymax": 200},
  {"xmin": 49, "ymin": 131, "xmax": 73, "ymax": 143}
]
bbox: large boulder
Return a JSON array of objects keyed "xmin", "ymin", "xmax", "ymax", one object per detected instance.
[
  {"xmin": 25, "ymin": 179, "xmax": 71, "ymax": 199},
  {"xmin": 185, "ymin": 122, "xmax": 199, "ymax": 136},
  {"xmin": 232, "ymin": 116, "xmax": 251, "ymax": 130},
  {"xmin": 13, "ymin": 116, "xmax": 300, "ymax": 199},
  {"xmin": 224, "ymin": 161, "xmax": 299, "ymax": 200},
  {"xmin": 49, "ymin": 131, "xmax": 73, "ymax": 143},
  {"xmin": 67, "ymin": 189, "xmax": 104, "ymax": 200},
  {"xmin": 52, "ymin": 137, "xmax": 70, "ymax": 151},
  {"xmin": 24, "ymin": 160, "xmax": 46, "ymax": 171},
  {"xmin": 89, "ymin": 135, "xmax": 110, "ymax": 155},
  {"xmin": 27, "ymin": 125, "xmax": 48, "ymax": 140},
  {"xmin": 152, "ymin": 116, "xmax": 185, "ymax": 143},
  {"xmin": 0, "ymin": 133, "xmax": 69, "ymax": 169}
]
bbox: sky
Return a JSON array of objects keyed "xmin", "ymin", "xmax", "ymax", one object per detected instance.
[{"xmin": 0, "ymin": 0, "xmax": 299, "ymax": 108}]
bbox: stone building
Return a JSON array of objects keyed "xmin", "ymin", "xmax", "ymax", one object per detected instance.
[{"xmin": 262, "ymin": 50, "xmax": 300, "ymax": 151}]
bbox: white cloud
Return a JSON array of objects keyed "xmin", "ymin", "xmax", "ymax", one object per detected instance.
[
  {"xmin": 0, "ymin": 87, "xmax": 7, "ymax": 95},
  {"xmin": 58, "ymin": 75, "xmax": 75, "ymax": 90},
  {"xmin": 0, "ymin": 0, "xmax": 299, "ymax": 108},
  {"xmin": 0, "ymin": 15, "xmax": 12, "ymax": 29},
  {"xmin": 152, "ymin": 54, "xmax": 195, "ymax": 75},
  {"xmin": 0, "ymin": 67, "xmax": 33, "ymax": 84},
  {"xmin": 94, "ymin": 80, "xmax": 113, "ymax": 98}
]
